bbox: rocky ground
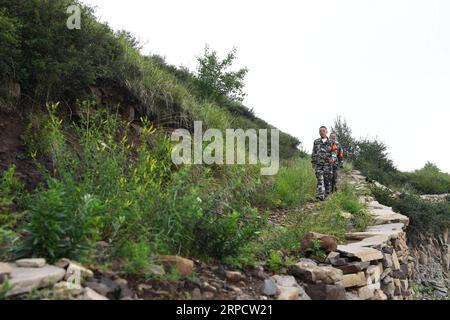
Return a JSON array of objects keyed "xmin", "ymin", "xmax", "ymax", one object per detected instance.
[{"xmin": 0, "ymin": 171, "xmax": 442, "ymax": 300}]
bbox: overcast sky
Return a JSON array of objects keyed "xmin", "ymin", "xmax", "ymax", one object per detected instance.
[{"xmin": 81, "ymin": 0, "xmax": 450, "ymax": 173}]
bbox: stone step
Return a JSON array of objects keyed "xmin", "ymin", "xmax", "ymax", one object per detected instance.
[
  {"xmin": 5, "ymin": 264, "xmax": 66, "ymax": 297},
  {"xmin": 337, "ymin": 244, "xmax": 383, "ymax": 262},
  {"xmin": 346, "ymin": 223, "xmax": 405, "ymax": 243}
]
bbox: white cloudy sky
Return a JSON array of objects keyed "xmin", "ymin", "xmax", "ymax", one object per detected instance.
[{"xmin": 81, "ymin": 0, "xmax": 450, "ymax": 173}]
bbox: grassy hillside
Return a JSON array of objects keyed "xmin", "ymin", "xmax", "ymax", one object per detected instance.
[{"xmin": 1, "ymin": 0, "xmax": 372, "ymax": 276}]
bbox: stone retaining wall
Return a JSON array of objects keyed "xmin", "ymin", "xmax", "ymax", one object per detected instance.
[{"xmin": 284, "ymin": 171, "xmax": 415, "ymax": 300}]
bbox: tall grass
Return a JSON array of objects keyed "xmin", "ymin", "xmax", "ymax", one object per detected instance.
[
  {"xmin": 14, "ymin": 103, "xmax": 265, "ymax": 268},
  {"xmin": 227, "ymin": 181, "xmax": 370, "ymax": 268},
  {"xmin": 263, "ymin": 159, "xmax": 316, "ymax": 208}
]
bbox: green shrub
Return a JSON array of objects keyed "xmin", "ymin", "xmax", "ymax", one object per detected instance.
[
  {"xmin": 20, "ymin": 103, "xmax": 272, "ymax": 267},
  {"xmin": 404, "ymin": 162, "xmax": 450, "ymax": 195},
  {"xmin": 354, "ymin": 139, "xmax": 399, "ymax": 186},
  {"xmin": 195, "ymin": 209, "xmax": 264, "ymax": 259},
  {"xmin": 266, "ymin": 250, "xmax": 283, "ymax": 272},
  {"xmin": 195, "ymin": 46, "xmax": 248, "ymax": 103},
  {"xmin": 17, "ymin": 180, "xmax": 102, "ymax": 262},
  {"xmin": 0, "ymin": 9, "xmax": 20, "ymax": 80},
  {"xmin": 115, "ymin": 240, "xmax": 151, "ymax": 275}
]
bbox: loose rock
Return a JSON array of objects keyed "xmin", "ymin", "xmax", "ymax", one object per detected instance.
[{"xmin": 15, "ymin": 258, "xmax": 46, "ymax": 268}]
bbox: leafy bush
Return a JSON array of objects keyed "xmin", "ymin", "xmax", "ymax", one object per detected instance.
[
  {"xmin": 195, "ymin": 46, "xmax": 248, "ymax": 103},
  {"xmin": 17, "ymin": 180, "xmax": 102, "ymax": 262},
  {"xmin": 115, "ymin": 240, "xmax": 151, "ymax": 275},
  {"xmin": 195, "ymin": 209, "xmax": 264, "ymax": 259},
  {"xmin": 1, "ymin": 0, "xmax": 123, "ymax": 100},
  {"xmin": 403, "ymin": 162, "xmax": 450, "ymax": 195},
  {"xmin": 0, "ymin": 9, "xmax": 20, "ymax": 80},
  {"xmin": 354, "ymin": 138, "xmax": 399, "ymax": 186},
  {"xmin": 19, "ymin": 103, "xmax": 272, "ymax": 266},
  {"xmin": 266, "ymin": 251, "xmax": 283, "ymax": 272}
]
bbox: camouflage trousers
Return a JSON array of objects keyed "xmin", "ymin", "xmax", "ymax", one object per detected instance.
[
  {"xmin": 331, "ymin": 166, "xmax": 339, "ymax": 193},
  {"xmin": 314, "ymin": 164, "xmax": 333, "ymax": 200}
]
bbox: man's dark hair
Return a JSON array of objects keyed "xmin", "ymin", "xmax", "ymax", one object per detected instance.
[{"xmin": 320, "ymin": 126, "xmax": 327, "ymax": 130}]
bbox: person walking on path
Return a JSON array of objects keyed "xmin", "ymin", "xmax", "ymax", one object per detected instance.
[
  {"xmin": 330, "ymin": 132, "xmax": 344, "ymax": 193},
  {"xmin": 311, "ymin": 126, "xmax": 337, "ymax": 201}
]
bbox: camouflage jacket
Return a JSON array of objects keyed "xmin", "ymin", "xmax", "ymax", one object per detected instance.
[{"xmin": 311, "ymin": 137, "xmax": 337, "ymax": 167}]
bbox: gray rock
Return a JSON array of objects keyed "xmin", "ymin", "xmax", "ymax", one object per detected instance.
[
  {"xmin": 52, "ymin": 281, "xmax": 84, "ymax": 298},
  {"xmin": 251, "ymin": 266, "xmax": 268, "ymax": 280},
  {"xmin": 85, "ymin": 277, "xmax": 120, "ymax": 299},
  {"xmin": 335, "ymin": 261, "xmax": 369, "ymax": 274},
  {"xmin": 15, "ymin": 258, "xmax": 46, "ymax": 268},
  {"xmin": 262, "ymin": 278, "xmax": 278, "ymax": 296},
  {"xmin": 345, "ymin": 292, "xmax": 362, "ymax": 300},
  {"xmin": 272, "ymin": 275, "xmax": 299, "ymax": 288},
  {"xmin": 192, "ymin": 288, "xmax": 202, "ymax": 300},
  {"xmin": 80, "ymin": 287, "xmax": 109, "ymax": 300},
  {"xmin": 290, "ymin": 263, "xmax": 342, "ymax": 284},
  {"xmin": 64, "ymin": 260, "xmax": 94, "ymax": 281},
  {"xmin": 357, "ymin": 285, "xmax": 375, "ymax": 300},
  {"xmin": 305, "ymin": 283, "xmax": 346, "ymax": 300},
  {"xmin": 297, "ymin": 258, "xmax": 317, "ymax": 267},
  {"xmin": 325, "ymin": 252, "xmax": 340, "ymax": 264},
  {"xmin": 0, "ymin": 262, "xmax": 13, "ymax": 276},
  {"xmin": 382, "ymin": 246, "xmax": 394, "ymax": 254},
  {"xmin": 381, "ymin": 281, "xmax": 395, "ymax": 297},
  {"xmin": 148, "ymin": 264, "xmax": 166, "ymax": 276},
  {"xmin": 381, "ymin": 267, "xmax": 392, "ymax": 280},
  {"xmin": 202, "ymin": 281, "xmax": 218, "ymax": 293},
  {"xmin": 382, "ymin": 254, "xmax": 393, "ymax": 268},
  {"xmin": 6, "ymin": 264, "xmax": 66, "ymax": 297}
]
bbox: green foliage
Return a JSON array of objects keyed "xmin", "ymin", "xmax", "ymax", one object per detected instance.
[
  {"xmin": 1, "ymin": 0, "xmax": 301, "ymax": 159},
  {"xmin": 243, "ymin": 182, "xmax": 369, "ymax": 266},
  {"xmin": 266, "ymin": 251, "xmax": 283, "ymax": 272},
  {"xmin": 0, "ymin": 278, "xmax": 10, "ymax": 300},
  {"xmin": 403, "ymin": 162, "xmax": 450, "ymax": 194},
  {"xmin": 322, "ymin": 183, "xmax": 371, "ymax": 231},
  {"xmin": 331, "ymin": 116, "xmax": 357, "ymax": 161},
  {"xmin": 195, "ymin": 209, "xmax": 264, "ymax": 259},
  {"xmin": 115, "ymin": 240, "xmax": 150, "ymax": 275},
  {"xmin": 309, "ymin": 239, "xmax": 327, "ymax": 260},
  {"xmin": 0, "ymin": 9, "xmax": 20, "ymax": 80},
  {"xmin": 263, "ymin": 159, "xmax": 316, "ymax": 208},
  {"xmin": 19, "ymin": 104, "xmax": 271, "ymax": 267},
  {"xmin": 195, "ymin": 46, "xmax": 248, "ymax": 103},
  {"xmin": 372, "ymin": 185, "xmax": 450, "ymax": 234},
  {"xmin": 354, "ymin": 138, "xmax": 398, "ymax": 186},
  {"xmin": 0, "ymin": 166, "xmax": 23, "ymax": 261},
  {"xmin": 17, "ymin": 180, "xmax": 102, "ymax": 262},
  {"xmin": 1, "ymin": 0, "xmax": 123, "ymax": 100}
]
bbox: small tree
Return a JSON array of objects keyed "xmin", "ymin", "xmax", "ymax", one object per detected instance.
[
  {"xmin": 331, "ymin": 116, "xmax": 357, "ymax": 161},
  {"xmin": 354, "ymin": 138, "xmax": 398, "ymax": 185},
  {"xmin": 195, "ymin": 45, "xmax": 248, "ymax": 103}
]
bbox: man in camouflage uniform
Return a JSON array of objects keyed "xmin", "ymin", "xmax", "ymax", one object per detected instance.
[
  {"xmin": 311, "ymin": 126, "xmax": 337, "ymax": 201},
  {"xmin": 330, "ymin": 132, "xmax": 344, "ymax": 193}
]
